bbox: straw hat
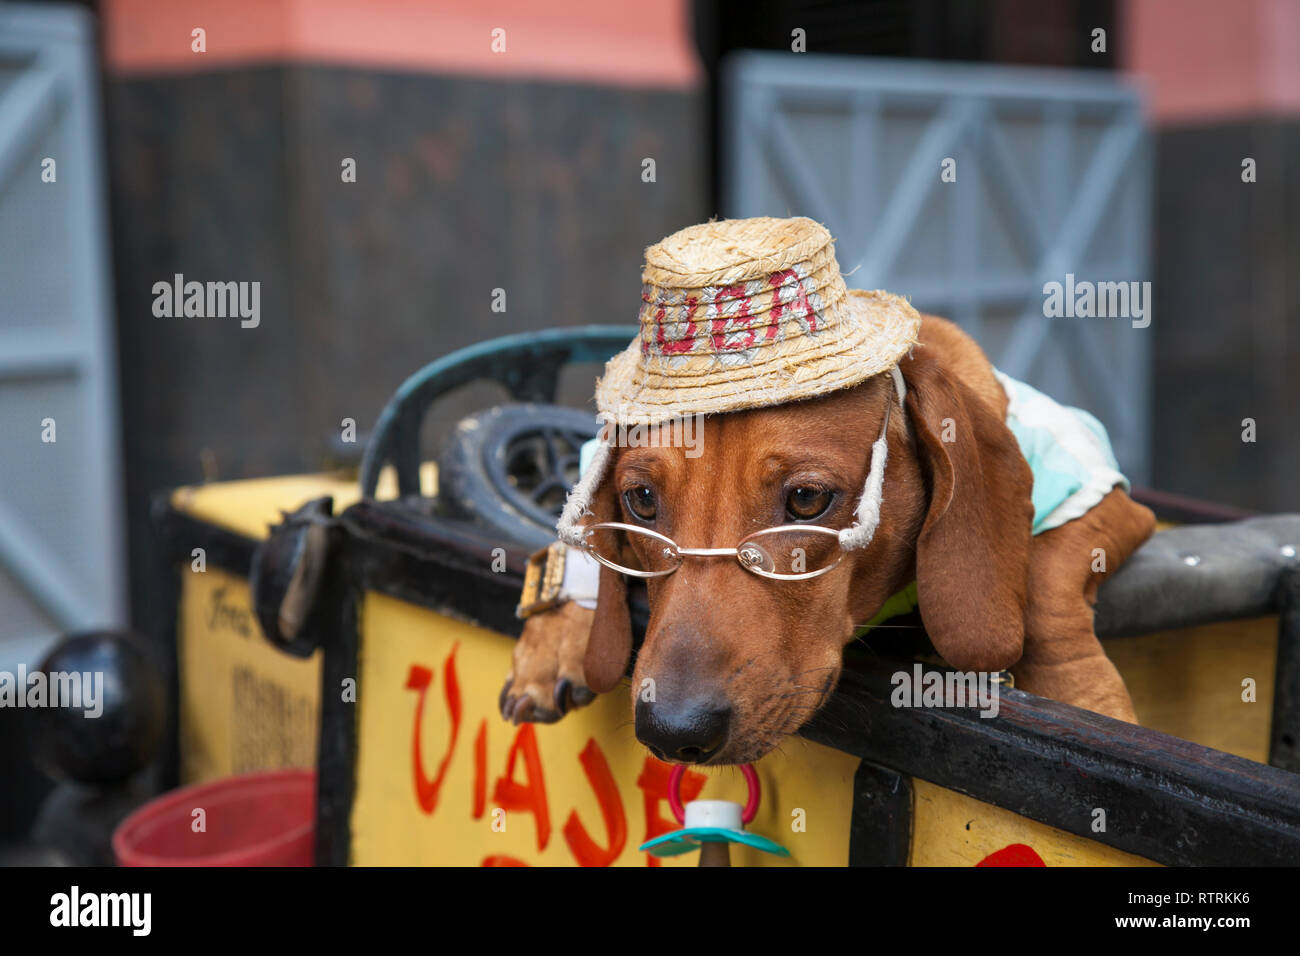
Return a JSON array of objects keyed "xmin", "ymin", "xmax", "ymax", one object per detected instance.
[
  {"xmin": 557, "ymin": 216, "xmax": 921, "ymax": 552},
  {"xmin": 595, "ymin": 216, "xmax": 921, "ymax": 425}
]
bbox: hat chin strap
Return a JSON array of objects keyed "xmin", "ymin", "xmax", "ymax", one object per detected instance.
[
  {"xmin": 556, "ymin": 366, "xmax": 907, "ymax": 551},
  {"xmin": 837, "ymin": 364, "xmax": 906, "ymax": 551},
  {"xmin": 557, "ymin": 428, "xmax": 611, "ymax": 547}
]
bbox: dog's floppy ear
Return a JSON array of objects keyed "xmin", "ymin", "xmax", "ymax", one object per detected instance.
[
  {"xmin": 901, "ymin": 355, "xmax": 1033, "ymax": 671},
  {"xmin": 580, "ymin": 462, "xmax": 634, "ymax": 693}
]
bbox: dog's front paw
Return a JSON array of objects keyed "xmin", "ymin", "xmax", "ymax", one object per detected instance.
[{"xmin": 500, "ymin": 601, "xmax": 597, "ymax": 724}]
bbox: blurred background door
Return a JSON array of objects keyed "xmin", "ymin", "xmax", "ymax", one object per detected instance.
[
  {"xmin": 721, "ymin": 52, "xmax": 1151, "ymax": 481},
  {"xmin": 0, "ymin": 5, "xmax": 125, "ymax": 672}
]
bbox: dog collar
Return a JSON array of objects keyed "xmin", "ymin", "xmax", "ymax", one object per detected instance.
[{"xmin": 557, "ymin": 365, "xmax": 907, "ymax": 554}]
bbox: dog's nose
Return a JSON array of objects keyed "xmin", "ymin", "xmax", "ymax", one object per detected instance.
[{"xmin": 635, "ymin": 696, "xmax": 730, "ymax": 764}]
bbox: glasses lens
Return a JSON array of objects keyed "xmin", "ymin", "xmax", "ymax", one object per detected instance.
[
  {"xmin": 737, "ymin": 527, "xmax": 842, "ymax": 578},
  {"xmin": 583, "ymin": 524, "xmax": 680, "ymax": 577}
]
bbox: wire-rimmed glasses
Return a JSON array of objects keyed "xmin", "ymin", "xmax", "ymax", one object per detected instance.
[{"xmin": 578, "ymin": 521, "xmax": 845, "ymax": 581}]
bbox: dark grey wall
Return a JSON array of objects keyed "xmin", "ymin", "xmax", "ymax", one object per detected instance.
[
  {"xmin": 1151, "ymin": 121, "xmax": 1299, "ymax": 513},
  {"xmin": 105, "ymin": 65, "xmax": 707, "ymax": 624}
]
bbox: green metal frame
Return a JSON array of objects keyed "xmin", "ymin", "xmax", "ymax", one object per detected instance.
[{"xmin": 358, "ymin": 326, "xmax": 636, "ymax": 499}]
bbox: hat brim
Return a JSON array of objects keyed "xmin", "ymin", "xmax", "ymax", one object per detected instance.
[{"xmin": 595, "ymin": 289, "xmax": 921, "ymax": 425}]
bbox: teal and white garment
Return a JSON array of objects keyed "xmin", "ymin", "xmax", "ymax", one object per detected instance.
[{"xmin": 994, "ymin": 369, "xmax": 1128, "ymax": 534}]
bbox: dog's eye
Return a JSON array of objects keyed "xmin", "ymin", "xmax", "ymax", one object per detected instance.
[
  {"xmin": 786, "ymin": 486, "xmax": 833, "ymax": 521},
  {"xmin": 624, "ymin": 486, "xmax": 657, "ymax": 521}
]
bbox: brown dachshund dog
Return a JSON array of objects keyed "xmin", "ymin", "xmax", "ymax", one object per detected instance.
[{"xmin": 500, "ymin": 315, "xmax": 1155, "ymax": 766}]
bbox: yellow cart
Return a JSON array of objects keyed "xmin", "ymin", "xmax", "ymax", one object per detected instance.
[{"xmin": 151, "ymin": 329, "xmax": 1300, "ymax": 866}]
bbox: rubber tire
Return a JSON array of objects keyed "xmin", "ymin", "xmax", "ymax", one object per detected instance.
[{"xmin": 437, "ymin": 404, "xmax": 599, "ymax": 552}]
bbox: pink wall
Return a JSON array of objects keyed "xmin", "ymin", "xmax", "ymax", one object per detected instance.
[
  {"xmin": 1125, "ymin": 0, "xmax": 1300, "ymax": 124},
  {"xmin": 102, "ymin": 0, "xmax": 1298, "ymax": 122},
  {"xmin": 101, "ymin": 0, "xmax": 701, "ymax": 89}
]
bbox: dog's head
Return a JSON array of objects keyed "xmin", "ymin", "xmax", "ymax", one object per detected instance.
[{"xmin": 576, "ymin": 347, "xmax": 1034, "ymax": 765}]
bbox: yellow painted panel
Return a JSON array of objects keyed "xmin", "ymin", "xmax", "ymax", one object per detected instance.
[
  {"xmin": 350, "ymin": 591, "xmax": 861, "ymax": 866},
  {"xmin": 167, "ymin": 475, "xmax": 1207, "ymax": 867},
  {"xmin": 178, "ymin": 566, "xmax": 322, "ymax": 784},
  {"xmin": 1103, "ymin": 616, "xmax": 1276, "ymax": 764},
  {"xmin": 170, "ymin": 464, "xmax": 437, "ymax": 541},
  {"xmin": 909, "ymin": 779, "xmax": 1159, "ymax": 867}
]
